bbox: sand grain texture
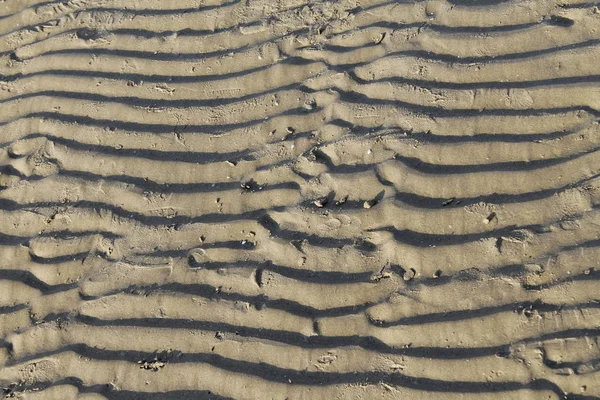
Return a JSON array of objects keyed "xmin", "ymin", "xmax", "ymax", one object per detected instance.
[{"xmin": 1, "ymin": 0, "xmax": 600, "ymax": 399}]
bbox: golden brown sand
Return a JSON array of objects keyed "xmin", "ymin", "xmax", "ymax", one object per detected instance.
[{"xmin": 1, "ymin": 0, "xmax": 599, "ymax": 398}]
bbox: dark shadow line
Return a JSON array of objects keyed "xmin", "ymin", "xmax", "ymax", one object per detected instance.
[
  {"xmin": 0, "ymin": 78, "xmax": 309, "ymax": 109},
  {"xmin": 351, "ymin": 70, "xmax": 600, "ymax": 90},
  {"xmin": 258, "ymin": 214, "xmax": 377, "ymax": 252},
  {"xmin": 0, "ymin": 107, "xmax": 322, "ymax": 134},
  {"xmin": 388, "ymin": 172, "xmax": 600, "ymax": 209},
  {"xmin": 29, "ymin": 251, "xmax": 90, "ymax": 265},
  {"xmin": 186, "ymin": 259, "xmax": 373, "ymax": 284},
  {"xmin": 8, "ymin": 37, "xmax": 267, "ymax": 62},
  {"xmin": 542, "ymin": 348, "xmax": 600, "ymax": 375},
  {"xmin": 404, "ymin": 128, "xmax": 586, "ymax": 144},
  {"xmin": 523, "ymin": 269, "xmax": 600, "ymax": 291},
  {"xmin": 301, "ymin": 139, "xmax": 598, "ymax": 177},
  {"xmin": 0, "ymin": 0, "xmax": 240, "ymax": 20},
  {"xmin": 0, "ymin": 230, "xmax": 122, "ymax": 246},
  {"xmin": 373, "ymin": 223, "xmax": 547, "ymax": 247},
  {"xmin": 560, "ymin": 2, "xmax": 600, "ymax": 8},
  {"xmin": 342, "ymin": 19, "xmax": 542, "ymax": 34},
  {"xmin": 2, "ymin": 63, "xmax": 286, "ymax": 83},
  {"xmin": 338, "ymin": 38, "xmax": 600, "ymax": 65},
  {"xmin": 333, "ymin": 89, "xmax": 600, "ymax": 118},
  {"xmin": 0, "ymin": 231, "xmax": 31, "ymax": 246},
  {"xmin": 0, "ymin": 198, "xmax": 287, "ymax": 226},
  {"xmin": 371, "ymin": 301, "xmax": 600, "ymax": 327},
  {"xmin": 14, "ymin": 132, "xmax": 262, "ymax": 164},
  {"xmin": 392, "ymin": 146, "xmax": 599, "ymax": 174},
  {"xmin": 66, "ymin": 314, "xmax": 600, "ymax": 362},
  {"xmin": 0, "ymin": 303, "xmax": 28, "ymax": 315},
  {"xmin": 4, "ymin": 342, "xmax": 555, "ymax": 394},
  {"xmin": 1, "ymin": 376, "xmax": 234, "ymax": 400},
  {"xmin": 445, "ymin": 0, "xmax": 514, "ymax": 7},
  {"xmin": 0, "ymin": 269, "xmax": 77, "ymax": 294},
  {"xmin": 19, "ymin": 169, "xmax": 301, "ymax": 195},
  {"xmin": 328, "ymin": 118, "xmax": 591, "ymax": 144},
  {"xmin": 83, "ymin": 282, "xmax": 377, "ymax": 319},
  {"xmin": 0, "ymin": 0, "xmax": 242, "ymax": 39},
  {"xmin": 408, "ymin": 235, "xmax": 600, "ymax": 291}
]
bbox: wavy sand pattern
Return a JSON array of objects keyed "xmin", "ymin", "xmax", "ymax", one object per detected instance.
[{"xmin": 1, "ymin": 0, "xmax": 600, "ymax": 399}]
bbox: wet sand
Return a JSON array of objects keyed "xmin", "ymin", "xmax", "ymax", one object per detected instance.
[{"xmin": 1, "ymin": 0, "xmax": 600, "ymax": 398}]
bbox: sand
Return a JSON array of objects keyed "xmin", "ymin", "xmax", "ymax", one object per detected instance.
[{"xmin": 0, "ymin": 0, "xmax": 599, "ymax": 399}]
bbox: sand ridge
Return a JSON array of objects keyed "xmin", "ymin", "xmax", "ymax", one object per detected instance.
[{"xmin": 1, "ymin": 0, "xmax": 599, "ymax": 399}]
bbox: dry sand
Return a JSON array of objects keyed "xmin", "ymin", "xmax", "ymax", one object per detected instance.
[{"xmin": 1, "ymin": 0, "xmax": 600, "ymax": 399}]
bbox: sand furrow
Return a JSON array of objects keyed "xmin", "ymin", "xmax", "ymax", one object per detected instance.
[
  {"xmin": 0, "ymin": 350, "xmax": 569, "ymax": 400},
  {"xmin": 5, "ymin": 10, "xmax": 597, "ymax": 63},
  {"xmin": 1, "ymin": 0, "xmax": 599, "ymax": 398},
  {"xmin": 0, "ymin": 0, "xmax": 577, "ymax": 56}
]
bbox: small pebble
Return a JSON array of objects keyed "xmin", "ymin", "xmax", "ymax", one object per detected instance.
[
  {"xmin": 336, "ymin": 196, "xmax": 348, "ymax": 206},
  {"xmin": 483, "ymin": 212, "xmax": 497, "ymax": 224},
  {"xmin": 403, "ymin": 268, "xmax": 416, "ymax": 281},
  {"xmin": 314, "ymin": 198, "xmax": 327, "ymax": 208}
]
